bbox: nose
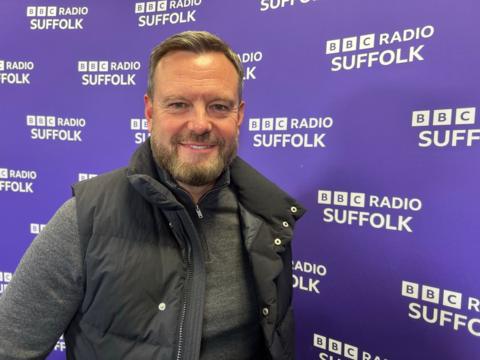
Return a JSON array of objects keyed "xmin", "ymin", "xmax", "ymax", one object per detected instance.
[{"xmin": 187, "ymin": 106, "xmax": 212, "ymax": 135}]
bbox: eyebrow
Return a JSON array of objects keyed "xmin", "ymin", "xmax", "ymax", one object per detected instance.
[
  {"xmin": 160, "ymin": 96, "xmax": 188, "ymax": 104},
  {"xmin": 160, "ymin": 96, "xmax": 237, "ymax": 107},
  {"xmin": 211, "ymin": 98, "xmax": 236, "ymax": 107}
]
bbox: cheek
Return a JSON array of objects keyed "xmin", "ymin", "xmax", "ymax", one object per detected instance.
[
  {"xmin": 217, "ymin": 122, "xmax": 240, "ymax": 139},
  {"xmin": 152, "ymin": 118, "xmax": 184, "ymax": 139}
]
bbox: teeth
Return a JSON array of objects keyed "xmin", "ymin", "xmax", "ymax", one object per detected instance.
[{"xmin": 190, "ymin": 145, "xmax": 209, "ymax": 149}]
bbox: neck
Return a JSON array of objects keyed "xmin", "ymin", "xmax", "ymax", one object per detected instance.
[{"xmin": 177, "ymin": 181, "xmax": 215, "ymax": 204}]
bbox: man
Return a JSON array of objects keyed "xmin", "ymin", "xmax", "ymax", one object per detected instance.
[{"xmin": 0, "ymin": 31, "xmax": 305, "ymax": 360}]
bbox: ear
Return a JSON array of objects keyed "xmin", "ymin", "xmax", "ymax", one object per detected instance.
[
  {"xmin": 144, "ymin": 94, "xmax": 153, "ymax": 132},
  {"xmin": 237, "ymin": 100, "xmax": 245, "ymax": 127}
]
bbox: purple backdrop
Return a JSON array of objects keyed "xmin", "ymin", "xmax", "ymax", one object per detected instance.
[{"xmin": 1, "ymin": 0, "xmax": 479, "ymax": 358}]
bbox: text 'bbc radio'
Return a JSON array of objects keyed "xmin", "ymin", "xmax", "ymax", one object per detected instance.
[
  {"xmin": 0, "ymin": 168, "xmax": 37, "ymax": 194},
  {"xmin": 27, "ymin": 115, "xmax": 86, "ymax": 142},
  {"xmin": 130, "ymin": 118, "xmax": 149, "ymax": 144},
  {"xmin": 26, "ymin": 6, "xmax": 88, "ymax": 30},
  {"xmin": 248, "ymin": 116, "xmax": 333, "ymax": 148},
  {"xmin": 325, "ymin": 25, "xmax": 434, "ymax": 72},
  {"xmin": 292, "ymin": 260, "xmax": 327, "ymax": 295},
  {"xmin": 0, "ymin": 60, "xmax": 34, "ymax": 85},
  {"xmin": 238, "ymin": 51, "xmax": 263, "ymax": 81},
  {"xmin": 402, "ymin": 280, "xmax": 480, "ymax": 338},
  {"xmin": 317, "ymin": 190, "xmax": 423, "ymax": 233},
  {"xmin": 78, "ymin": 61, "xmax": 141, "ymax": 86},
  {"xmin": 135, "ymin": 1, "xmax": 201, "ymax": 27},
  {"xmin": 314, "ymin": 333, "xmax": 388, "ymax": 360},
  {"xmin": 412, "ymin": 107, "xmax": 480, "ymax": 148}
]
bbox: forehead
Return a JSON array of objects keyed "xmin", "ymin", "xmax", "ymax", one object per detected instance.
[{"xmin": 153, "ymin": 51, "xmax": 239, "ymax": 98}]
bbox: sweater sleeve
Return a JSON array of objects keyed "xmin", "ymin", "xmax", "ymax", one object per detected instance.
[{"xmin": 0, "ymin": 198, "xmax": 84, "ymax": 360}]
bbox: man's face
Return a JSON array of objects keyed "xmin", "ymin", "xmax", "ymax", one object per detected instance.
[{"xmin": 144, "ymin": 51, "xmax": 244, "ymax": 187}]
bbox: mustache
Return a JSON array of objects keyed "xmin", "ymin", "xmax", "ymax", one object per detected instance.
[{"xmin": 172, "ymin": 132, "xmax": 225, "ymax": 146}]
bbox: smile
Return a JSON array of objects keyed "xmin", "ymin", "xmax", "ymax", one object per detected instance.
[
  {"xmin": 179, "ymin": 143, "xmax": 217, "ymax": 151},
  {"xmin": 189, "ymin": 144, "xmax": 213, "ymax": 149}
]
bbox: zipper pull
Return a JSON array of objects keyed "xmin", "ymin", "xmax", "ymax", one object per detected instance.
[{"xmin": 195, "ymin": 204, "xmax": 204, "ymax": 219}]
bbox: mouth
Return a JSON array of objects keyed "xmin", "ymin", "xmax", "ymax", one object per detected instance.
[
  {"xmin": 185, "ymin": 144, "xmax": 215, "ymax": 149},
  {"xmin": 179, "ymin": 142, "xmax": 217, "ymax": 152}
]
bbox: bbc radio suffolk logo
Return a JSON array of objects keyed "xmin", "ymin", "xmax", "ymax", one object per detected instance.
[
  {"xmin": 78, "ymin": 173, "xmax": 97, "ymax": 181},
  {"xmin": 411, "ymin": 106, "xmax": 480, "ymax": 148},
  {"xmin": 325, "ymin": 24, "xmax": 434, "ymax": 72},
  {"xmin": 0, "ymin": 271, "xmax": 13, "ymax": 296},
  {"xmin": 130, "ymin": 118, "xmax": 149, "ymax": 144},
  {"xmin": 313, "ymin": 333, "xmax": 388, "ymax": 360},
  {"xmin": 77, "ymin": 60, "xmax": 141, "ymax": 86},
  {"xmin": 238, "ymin": 51, "xmax": 263, "ymax": 81},
  {"xmin": 292, "ymin": 259, "xmax": 327, "ymax": 295},
  {"xmin": 30, "ymin": 223, "xmax": 46, "ymax": 235},
  {"xmin": 260, "ymin": 0, "xmax": 317, "ymax": 12},
  {"xmin": 26, "ymin": 115, "xmax": 86, "ymax": 142},
  {"xmin": 0, "ymin": 271, "xmax": 11, "ymax": 296},
  {"xmin": 402, "ymin": 280, "xmax": 480, "ymax": 338},
  {"xmin": 317, "ymin": 190, "xmax": 423, "ymax": 233},
  {"xmin": 134, "ymin": 1, "xmax": 202, "ymax": 27},
  {"xmin": 26, "ymin": 6, "xmax": 88, "ymax": 30},
  {"xmin": 248, "ymin": 115, "xmax": 333, "ymax": 148},
  {"xmin": 0, "ymin": 168, "xmax": 37, "ymax": 194},
  {"xmin": 0, "ymin": 59, "xmax": 35, "ymax": 85}
]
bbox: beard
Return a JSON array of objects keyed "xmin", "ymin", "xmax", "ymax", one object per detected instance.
[{"xmin": 150, "ymin": 130, "xmax": 238, "ymax": 187}]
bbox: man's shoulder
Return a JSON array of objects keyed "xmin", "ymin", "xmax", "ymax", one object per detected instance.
[
  {"xmin": 73, "ymin": 167, "xmax": 128, "ymax": 189},
  {"xmin": 230, "ymin": 157, "xmax": 291, "ymax": 200},
  {"xmin": 72, "ymin": 166, "xmax": 130, "ymax": 202},
  {"xmin": 230, "ymin": 157, "xmax": 278, "ymax": 190},
  {"xmin": 230, "ymin": 157, "xmax": 306, "ymax": 221}
]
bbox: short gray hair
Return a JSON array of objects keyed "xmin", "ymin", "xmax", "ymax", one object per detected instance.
[{"xmin": 147, "ymin": 30, "xmax": 244, "ymax": 100}]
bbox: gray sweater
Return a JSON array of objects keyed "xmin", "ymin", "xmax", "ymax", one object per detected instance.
[{"xmin": 0, "ymin": 185, "xmax": 262, "ymax": 359}]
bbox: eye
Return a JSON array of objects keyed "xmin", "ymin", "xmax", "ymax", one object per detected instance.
[
  {"xmin": 168, "ymin": 102, "xmax": 188, "ymax": 110},
  {"xmin": 209, "ymin": 103, "xmax": 231, "ymax": 113}
]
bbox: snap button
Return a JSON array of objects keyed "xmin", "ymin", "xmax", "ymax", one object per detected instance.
[
  {"xmin": 274, "ymin": 238, "xmax": 282, "ymax": 246},
  {"xmin": 158, "ymin": 302, "xmax": 166, "ymax": 311},
  {"xmin": 262, "ymin": 307, "xmax": 269, "ymax": 316},
  {"xmin": 168, "ymin": 222, "xmax": 173, "ymax": 228},
  {"xmin": 290, "ymin": 206, "xmax": 298, "ymax": 213},
  {"xmin": 282, "ymin": 221, "xmax": 289, "ymax": 228}
]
